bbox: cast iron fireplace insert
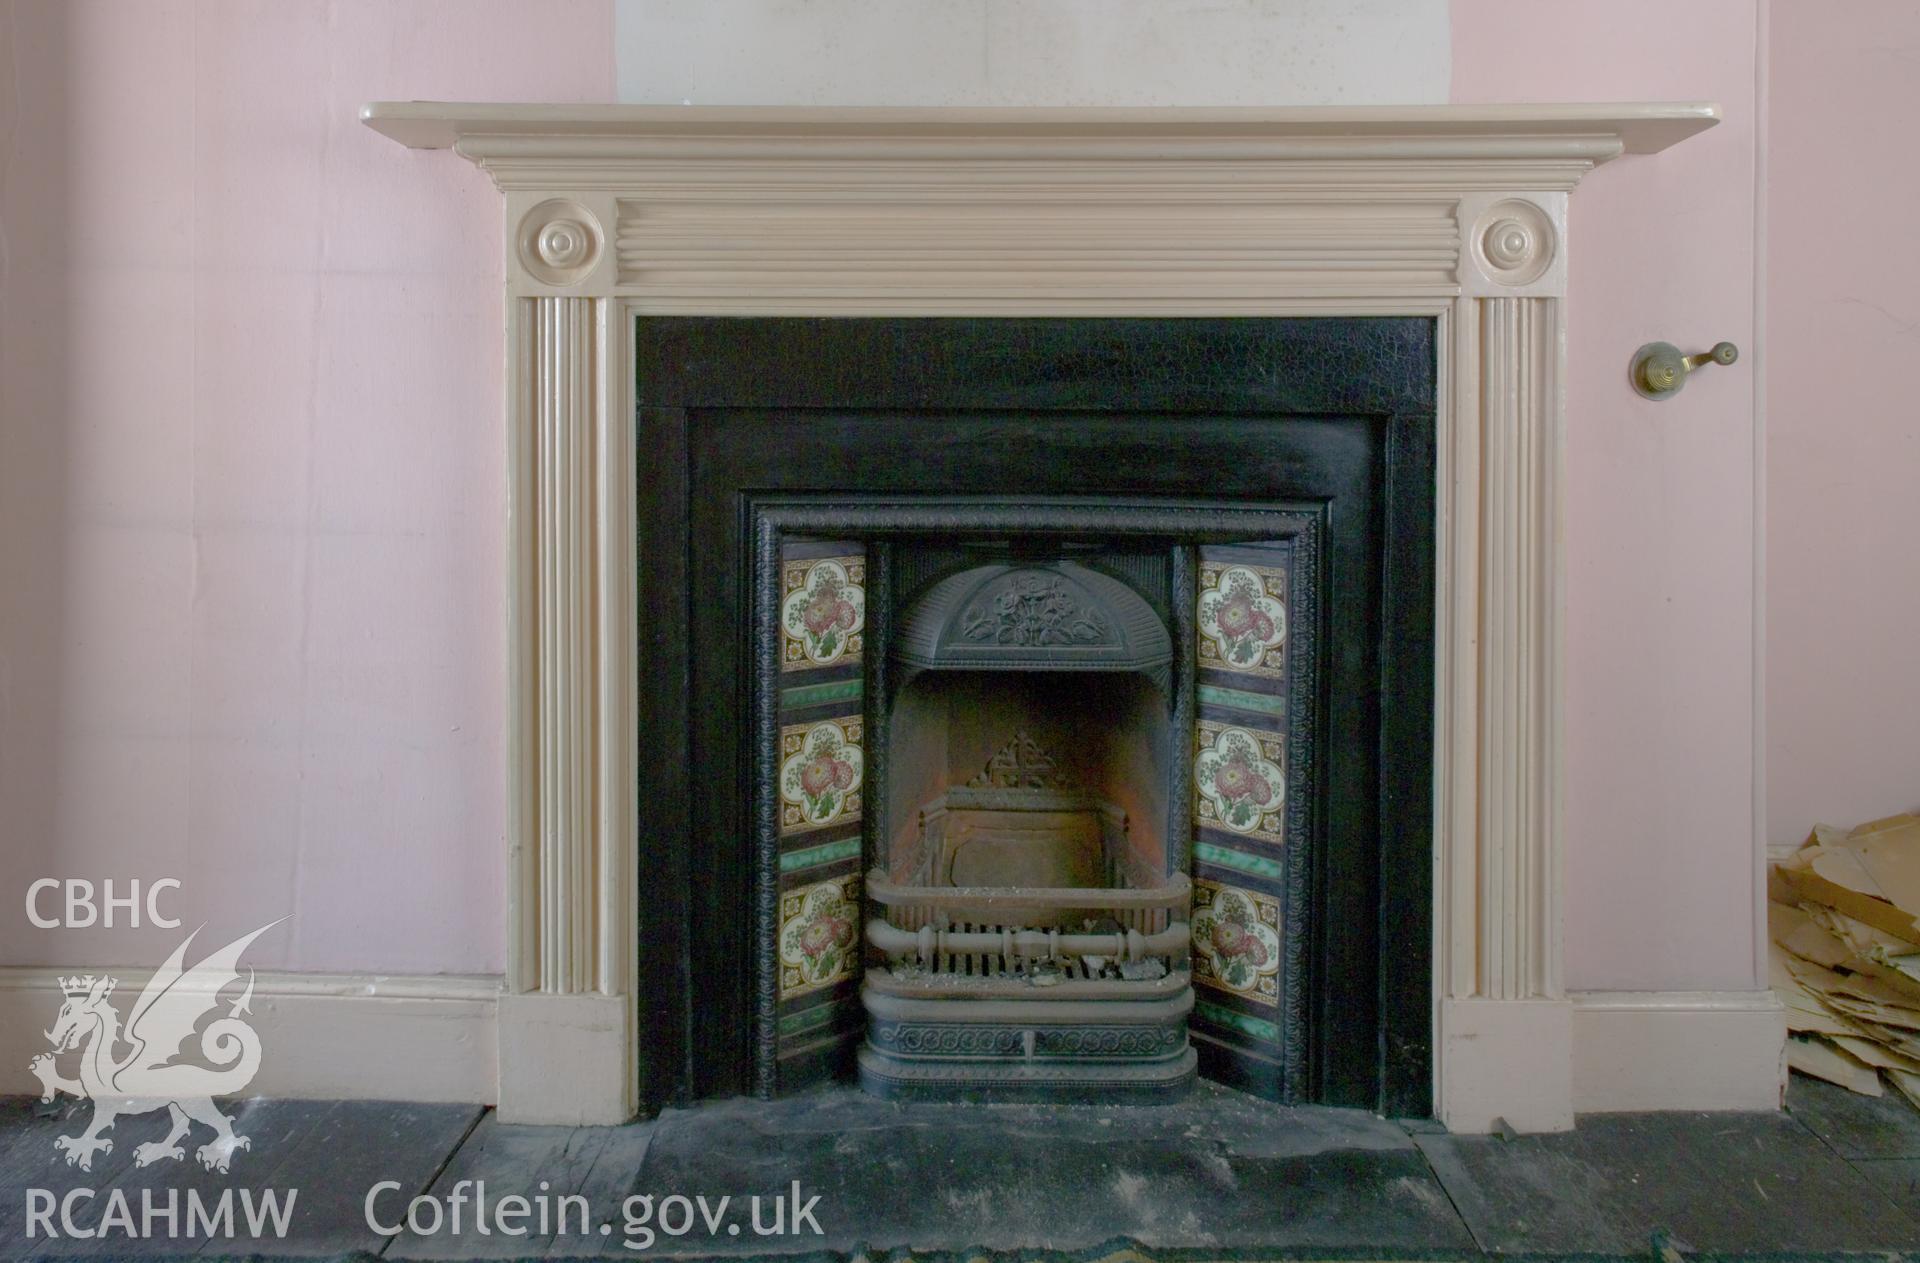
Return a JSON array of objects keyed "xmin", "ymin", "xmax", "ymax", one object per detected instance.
[{"xmin": 633, "ymin": 317, "xmax": 1435, "ymax": 1117}]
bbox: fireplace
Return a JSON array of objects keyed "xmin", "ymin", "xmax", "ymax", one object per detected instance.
[
  {"xmin": 363, "ymin": 102, "xmax": 1726, "ymax": 1129},
  {"xmin": 639, "ymin": 315, "xmax": 1435, "ymax": 1111}
]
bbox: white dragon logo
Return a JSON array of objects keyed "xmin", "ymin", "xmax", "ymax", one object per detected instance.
[{"xmin": 28, "ymin": 922, "xmax": 278, "ymax": 1174}]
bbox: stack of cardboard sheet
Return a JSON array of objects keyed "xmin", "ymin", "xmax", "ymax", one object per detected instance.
[{"xmin": 1772, "ymin": 812, "xmax": 1920, "ymax": 1102}]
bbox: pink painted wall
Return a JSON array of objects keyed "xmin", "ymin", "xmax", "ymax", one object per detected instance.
[
  {"xmin": 1765, "ymin": 1, "xmax": 1920, "ymax": 847},
  {"xmin": 1, "ymin": 1, "xmax": 1818, "ymax": 997},
  {"xmin": 0, "ymin": 0, "xmax": 614, "ymax": 972},
  {"xmin": 1453, "ymin": 0, "xmax": 1764, "ymax": 990}
]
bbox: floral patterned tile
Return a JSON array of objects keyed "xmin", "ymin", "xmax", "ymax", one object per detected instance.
[
  {"xmin": 1194, "ymin": 719, "xmax": 1286, "ymax": 844},
  {"xmin": 1191, "ymin": 879, "xmax": 1282, "ymax": 1007},
  {"xmin": 778, "ymin": 873, "xmax": 861, "ymax": 1000},
  {"xmin": 1196, "ymin": 560, "xmax": 1287, "ymax": 678},
  {"xmin": 780, "ymin": 716, "xmax": 864, "ymax": 834},
  {"xmin": 782, "ymin": 555, "xmax": 866, "ymax": 671}
]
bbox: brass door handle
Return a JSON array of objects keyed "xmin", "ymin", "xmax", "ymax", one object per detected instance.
[{"xmin": 1631, "ymin": 340, "xmax": 1739, "ymax": 400}]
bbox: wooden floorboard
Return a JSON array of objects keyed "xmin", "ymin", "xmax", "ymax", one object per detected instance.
[
  {"xmin": 1788, "ymin": 1072, "xmax": 1920, "ymax": 1161},
  {"xmin": 386, "ymin": 1113, "xmax": 611, "ymax": 1259},
  {"xmin": 0, "ymin": 1095, "xmax": 175, "ymax": 1254},
  {"xmin": 233, "ymin": 1099, "xmax": 483, "ymax": 1257},
  {"xmin": 1416, "ymin": 1107, "xmax": 1920, "ymax": 1254},
  {"xmin": 543, "ymin": 1120, "xmax": 655, "ymax": 1259},
  {"xmin": 0, "ymin": 1097, "xmax": 77, "ymax": 1250},
  {"xmin": 379, "ymin": 1109, "xmax": 658, "ymax": 1259},
  {"xmin": 59, "ymin": 1098, "xmax": 332, "ymax": 1259}
]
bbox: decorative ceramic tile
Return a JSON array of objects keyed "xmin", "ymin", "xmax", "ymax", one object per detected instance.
[
  {"xmin": 1192, "ymin": 840, "xmax": 1285, "ymax": 882},
  {"xmin": 1194, "ymin": 720, "xmax": 1286, "ymax": 842},
  {"xmin": 779, "ymin": 678, "xmax": 864, "ymax": 713},
  {"xmin": 1196, "ymin": 561, "xmax": 1287, "ymax": 678},
  {"xmin": 779, "ymin": 717, "xmax": 864, "ymax": 834},
  {"xmin": 1190, "ymin": 879, "xmax": 1282, "ymax": 1005},
  {"xmin": 777, "ymin": 1000, "xmax": 842, "ymax": 1041},
  {"xmin": 1190, "ymin": 543, "xmax": 1301, "ymax": 1091},
  {"xmin": 771, "ymin": 542, "xmax": 866, "ymax": 1083},
  {"xmin": 1196, "ymin": 682, "xmax": 1286, "ymax": 720},
  {"xmin": 778, "ymin": 835, "xmax": 863, "ymax": 875},
  {"xmin": 781, "ymin": 555, "xmax": 866, "ymax": 671},
  {"xmin": 778, "ymin": 874, "xmax": 861, "ymax": 999},
  {"xmin": 1193, "ymin": 998, "xmax": 1280, "ymax": 1043}
]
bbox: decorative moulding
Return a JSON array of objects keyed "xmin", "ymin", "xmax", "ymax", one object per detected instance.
[
  {"xmin": 361, "ymin": 101, "xmax": 1717, "ymax": 154},
  {"xmin": 892, "ymin": 561, "xmax": 1174, "ymax": 690},
  {"xmin": 363, "ymin": 102, "xmax": 1714, "ymax": 307},
  {"xmin": 362, "ymin": 101, "xmax": 1733, "ymax": 1130}
]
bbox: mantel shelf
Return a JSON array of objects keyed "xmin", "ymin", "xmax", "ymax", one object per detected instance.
[{"xmin": 361, "ymin": 100, "xmax": 1717, "ymax": 159}]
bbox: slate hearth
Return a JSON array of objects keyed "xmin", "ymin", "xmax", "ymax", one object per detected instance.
[
  {"xmin": 636, "ymin": 317, "xmax": 1435, "ymax": 1117},
  {"xmin": 8, "ymin": 1077, "xmax": 1916, "ymax": 1256}
]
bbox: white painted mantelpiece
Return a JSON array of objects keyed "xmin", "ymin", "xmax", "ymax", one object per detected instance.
[{"xmin": 363, "ymin": 102, "xmax": 1779, "ymax": 1129}]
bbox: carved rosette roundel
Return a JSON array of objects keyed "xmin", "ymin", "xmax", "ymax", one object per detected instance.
[
  {"xmin": 517, "ymin": 198, "xmax": 603, "ymax": 287},
  {"xmin": 1471, "ymin": 198, "xmax": 1556, "ymax": 287}
]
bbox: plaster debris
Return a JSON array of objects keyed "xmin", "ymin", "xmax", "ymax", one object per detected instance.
[{"xmin": 1771, "ymin": 813, "xmax": 1920, "ymax": 1101}]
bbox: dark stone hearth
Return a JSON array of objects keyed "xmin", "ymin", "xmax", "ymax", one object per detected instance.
[
  {"xmin": 6, "ymin": 1077, "xmax": 1920, "ymax": 1257},
  {"xmin": 634, "ymin": 1082, "xmax": 1469, "ymax": 1254}
]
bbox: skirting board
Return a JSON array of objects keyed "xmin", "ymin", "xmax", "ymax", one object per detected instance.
[
  {"xmin": 1571, "ymin": 989, "xmax": 1787, "ymax": 1113},
  {"xmin": 0, "ymin": 967, "xmax": 500, "ymax": 1105},
  {"xmin": 0, "ymin": 969, "xmax": 1785, "ymax": 1117}
]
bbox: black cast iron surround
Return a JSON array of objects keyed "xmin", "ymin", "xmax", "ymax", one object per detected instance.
[{"xmin": 633, "ymin": 317, "xmax": 1436, "ymax": 1117}]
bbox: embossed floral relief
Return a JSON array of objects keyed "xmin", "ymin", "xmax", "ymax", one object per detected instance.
[
  {"xmin": 1190, "ymin": 881, "xmax": 1282, "ymax": 1002},
  {"xmin": 960, "ymin": 572, "xmax": 1111, "ymax": 646},
  {"xmin": 781, "ymin": 557, "xmax": 866, "ymax": 669},
  {"xmin": 779, "ymin": 718, "xmax": 864, "ymax": 833},
  {"xmin": 1194, "ymin": 722, "xmax": 1286, "ymax": 842},
  {"xmin": 779, "ymin": 875, "xmax": 861, "ymax": 997},
  {"xmin": 1196, "ymin": 563, "xmax": 1287, "ymax": 677}
]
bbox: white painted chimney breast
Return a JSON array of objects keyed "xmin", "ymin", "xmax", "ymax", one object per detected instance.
[{"xmin": 614, "ymin": 0, "xmax": 1451, "ymax": 107}]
